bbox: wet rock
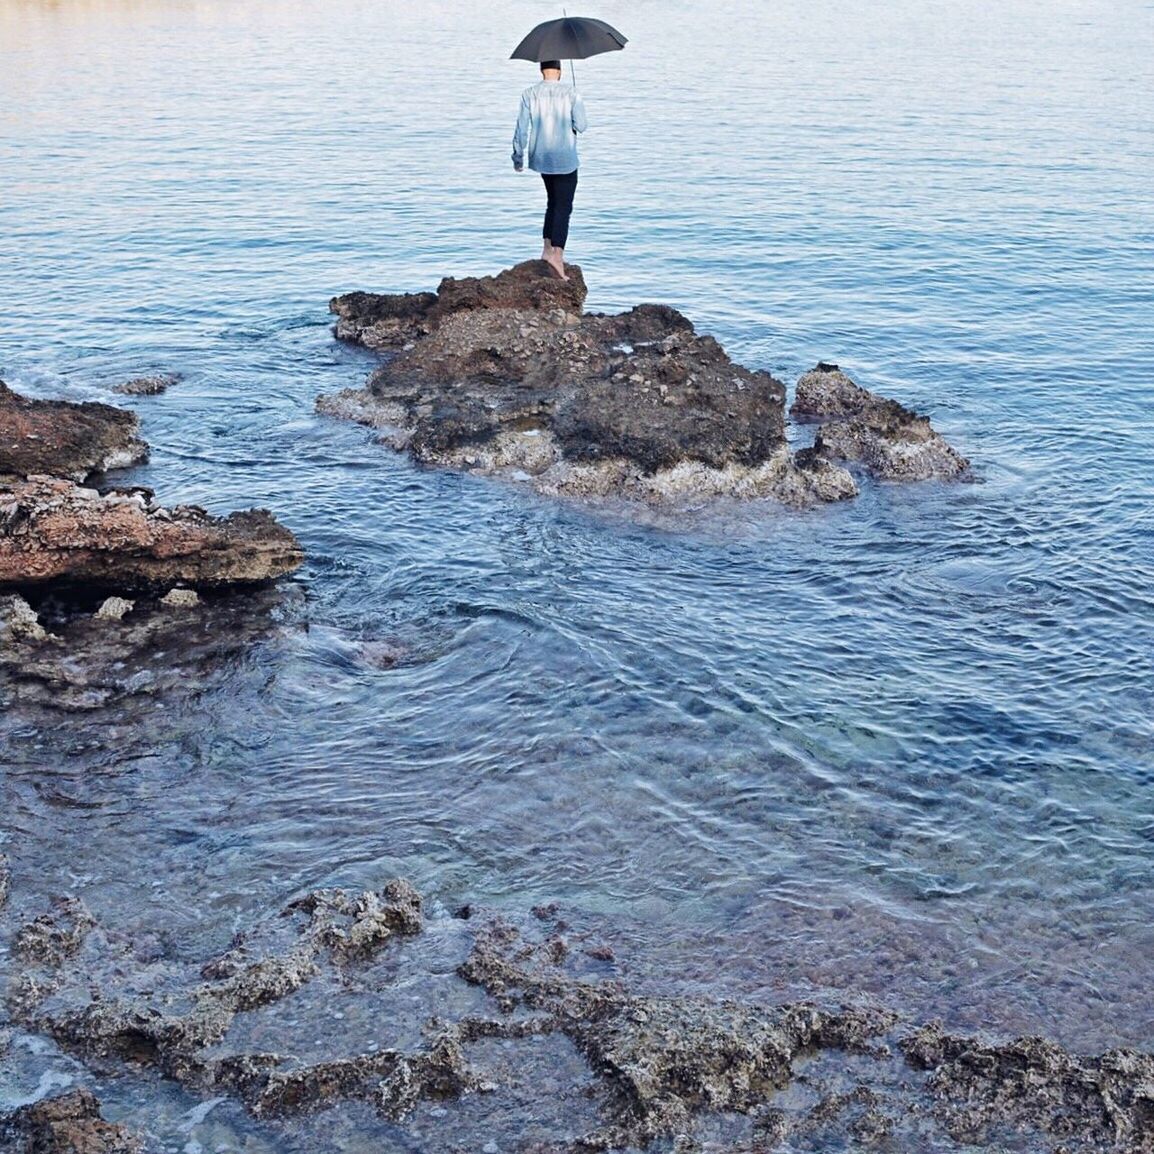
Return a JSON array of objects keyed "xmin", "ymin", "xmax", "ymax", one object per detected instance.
[
  {"xmin": 0, "ymin": 381, "xmax": 148, "ymax": 482},
  {"xmin": 13, "ymin": 883, "xmax": 432, "ymax": 1097},
  {"xmin": 0, "ymin": 584, "xmax": 302, "ymax": 712},
  {"xmin": 93, "ymin": 596, "xmax": 133, "ymax": 622},
  {"xmin": 458, "ymin": 921, "xmax": 900, "ymax": 1148},
  {"xmin": 791, "ymin": 364, "xmax": 971, "ymax": 482},
  {"xmin": 112, "ymin": 373, "xmax": 179, "ymax": 396},
  {"xmin": 323, "ymin": 265, "xmax": 857, "ymax": 508},
  {"xmin": 0, "ymin": 852, "xmax": 9, "ymax": 910},
  {"xmin": 225, "ymin": 1031, "xmax": 485, "ymax": 1120},
  {"xmin": 8, "ymin": 886, "xmax": 1153, "ymax": 1152},
  {"xmin": 0, "ymin": 476, "xmax": 304, "ymax": 590},
  {"xmin": 159, "ymin": 587, "xmax": 199, "ymax": 608},
  {"xmin": 1, "ymin": 593, "xmax": 54, "ymax": 642},
  {"xmin": 12, "ymin": 898, "xmax": 97, "ymax": 966},
  {"xmin": 0, "ymin": 1088, "xmax": 142, "ymax": 1154},
  {"xmin": 902, "ymin": 1022, "xmax": 1154, "ymax": 1151}
]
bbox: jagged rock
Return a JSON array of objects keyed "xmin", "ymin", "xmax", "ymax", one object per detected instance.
[
  {"xmin": 12, "ymin": 897, "xmax": 97, "ymax": 966},
  {"xmin": 0, "ymin": 381, "xmax": 148, "ymax": 482},
  {"xmin": 14, "ymin": 883, "xmax": 429, "ymax": 1093},
  {"xmin": 329, "ymin": 262, "xmax": 585, "ymax": 349},
  {"xmin": 0, "ymin": 476, "xmax": 303, "ymax": 590},
  {"xmin": 0, "ymin": 584, "xmax": 302, "ymax": 711},
  {"xmin": 792, "ymin": 364, "xmax": 971, "ymax": 481},
  {"xmin": 112, "ymin": 374, "xmax": 179, "ymax": 396},
  {"xmin": 9, "ymin": 887, "xmax": 1153, "ymax": 1151},
  {"xmin": 458, "ymin": 920, "xmax": 899, "ymax": 1148},
  {"xmin": 903, "ymin": 1022, "xmax": 1154, "ymax": 1151},
  {"xmin": 94, "ymin": 596, "xmax": 134, "ymax": 621},
  {"xmin": 1, "ymin": 593, "xmax": 54, "ymax": 642},
  {"xmin": 0, "ymin": 852, "xmax": 9, "ymax": 910},
  {"xmin": 0, "ymin": 1089, "xmax": 142, "ymax": 1154},
  {"xmin": 322, "ymin": 264, "xmax": 854, "ymax": 507},
  {"xmin": 159, "ymin": 587, "xmax": 199, "ymax": 608}
]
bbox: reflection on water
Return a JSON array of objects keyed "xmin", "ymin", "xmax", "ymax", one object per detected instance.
[{"xmin": 2, "ymin": 0, "xmax": 1154, "ymax": 1146}]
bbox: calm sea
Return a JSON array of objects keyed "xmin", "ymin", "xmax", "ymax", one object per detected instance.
[{"xmin": 1, "ymin": 0, "xmax": 1153, "ymax": 1146}]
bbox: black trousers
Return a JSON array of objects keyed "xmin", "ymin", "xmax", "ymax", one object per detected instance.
[{"xmin": 541, "ymin": 169, "xmax": 578, "ymax": 248}]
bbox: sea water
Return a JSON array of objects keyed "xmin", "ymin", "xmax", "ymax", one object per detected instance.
[{"xmin": 1, "ymin": 0, "xmax": 1152, "ymax": 1143}]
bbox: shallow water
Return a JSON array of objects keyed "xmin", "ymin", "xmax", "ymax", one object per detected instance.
[{"xmin": 2, "ymin": 0, "xmax": 1154, "ymax": 1146}]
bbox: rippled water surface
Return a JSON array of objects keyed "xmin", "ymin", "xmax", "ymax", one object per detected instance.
[{"xmin": 2, "ymin": 0, "xmax": 1153, "ymax": 1145}]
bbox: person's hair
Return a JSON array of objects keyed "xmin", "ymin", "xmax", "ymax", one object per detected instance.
[{"xmin": 540, "ymin": 60, "xmax": 562, "ymax": 72}]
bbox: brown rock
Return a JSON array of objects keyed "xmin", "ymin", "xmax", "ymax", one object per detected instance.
[
  {"xmin": 0, "ymin": 476, "xmax": 304, "ymax": 590},
  {"xmin": 322, "ymin": 265, "xmax": 840, "ymax": 506},
  {"xmin": 0, "ymin": 1089, "xmax": 142, "ymax": 1154},
  {"xmin": 0, "ymin": 381, "xmax": 148, "ymax": 482}
]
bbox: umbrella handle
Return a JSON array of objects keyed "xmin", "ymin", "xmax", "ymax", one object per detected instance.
[{"xmin": 563, "ymin": 8, "xmax": 577, "ymax": 87}]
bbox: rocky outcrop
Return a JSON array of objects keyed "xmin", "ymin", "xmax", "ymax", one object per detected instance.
[
  {"xmin": 0, "ymin": 380, "xmax": 148, "ymax": 482},
  {"xmin": 0, "ymin": 476, "xmax": 304, "ymax": 590},
  {"xmin": 7, "ymin": 883, "xmax": 1146, "ymax": 1152},
  {"xmin": 0, "ymin": 382, "xmax": 304, "ymax": 601},
  {"xmin": 0, "ymin": 1089, "xmax": 142, "ymax": 1154},
  {"xmin": 792, "ymin": 363, "xmax": 971, "ymax": 481},
  {"xmin": 322, "ymin": 263, "xmax": 858, "ymax": 507},
  {"xmin": 903, "ymin": 1022, "xmax": 1154, "ymax": 1151},
  {"xmin": 1, "ymin": 584, "xmax": 303, "ymax": 711}
]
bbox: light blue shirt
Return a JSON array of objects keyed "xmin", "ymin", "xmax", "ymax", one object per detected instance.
[{"xmin": 512, "ymin": 79, "xmax": 588, "ymax": 175}]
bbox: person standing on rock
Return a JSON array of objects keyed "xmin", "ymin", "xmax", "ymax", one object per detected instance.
[{"xmin": 512, "ymin": 60, "xmax": 587, "ymax": 281}]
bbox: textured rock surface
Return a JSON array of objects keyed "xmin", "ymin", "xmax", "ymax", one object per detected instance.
[
  {"xmin": 0, "ymin": 1089, "xmax": 142, "ymax": 1154},
  {"xmin": 0, "ymin": 476, "xmax": 304, "ymax": 590},
  {"xmin": 792, "ymin": 364, "xmax": 971, "ymax": 481},
  {"xmin": 903, "ymin": 1023, "xmax": 1154, "ymax": 1151},
  {"xmin": 0, "ymin": 583, "xmax": 303, "ymax": 711},
  {"xmin": 112, "ymin": 373, "xmax": 179, "ymax": 396},
  {"xmin": 6, "ymin": 881, "xmax": 1145, "ymax": 1151},
  {"xmin": 323, "ymin": 263, "xmax": 855, "ymax": 507},
  {"xmin": 0, "ymin": 380, "xmax": 149, "ymax": 482}
]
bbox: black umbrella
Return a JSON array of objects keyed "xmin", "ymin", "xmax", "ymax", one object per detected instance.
[{"xmin": 510, "ymin": 16, "xmax": 627, "ymax": 74}]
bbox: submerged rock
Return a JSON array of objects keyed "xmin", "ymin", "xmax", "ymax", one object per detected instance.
[
  {"xmin": 9, "ymin": 883, "xmax": 1143, "ymax": 1150},
  {"xmin": 792, "ymin": 363, "xmax": 971, "ymax": 481},
  {"xmin": 0, "ymin": 476, "xmax": 304, "ymax": 590},
  {"xmin": 322, "ymin": 263, "xmax": 856, "ymax": 507},
  {"xmin": 112, "ymin": 373, "xmax": 179, "ymax": 396},
  {"xmin": 0, "ymin": 583, "xmax": 303, "ymax": 711},
  {"xmin": 0, "ymin": 380, "xmax": 148, "ymax": 482},
  {"xmin": 0, "ymin": 1089, "xmax": 142, "ymax": 1154},
  {"xmin": 903, "ymin": 1022, "xmax": 1154, "ymax": 1151}
]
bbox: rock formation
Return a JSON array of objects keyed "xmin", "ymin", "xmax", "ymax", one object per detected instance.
[
  {"xmin": 791, "ymin": 363, "xmax": 971, "ymax": 481},
  {"xmin": 0, "ymin": 476, "xmax": 303, "ymax": 590},
  {"xmin": 321, "ymin": 263, "xmax": 858, "ymax": 506},
  {"xmin": 0, "ymin": 1089, "xmax": 142, "ymax": 1154},
  {"xmin": 0, "ymin": 378, "xmax": 304, "ymax": 655},
  {"xmin": 5, "ymin": 882, "xmax": 1150, "ymax": 1152},
  {"xmin": 322, "ymin": 263, "xmax": 970, "ymax": 508},
  {"xmin": 0, "ymin": 380, "xmax": 148, "ymax": 482}
]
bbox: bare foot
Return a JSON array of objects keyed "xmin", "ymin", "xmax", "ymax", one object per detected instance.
[{"xmin": 546, "ymin": 250, "xmax": 569, "ymax": 280}]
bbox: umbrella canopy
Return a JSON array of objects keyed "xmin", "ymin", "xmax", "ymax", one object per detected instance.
[{"xmin": 510, "ymin": 16, "xmax": 627, "ymax": 62}]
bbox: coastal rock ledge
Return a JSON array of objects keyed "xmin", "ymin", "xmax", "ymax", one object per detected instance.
[
  {"xmin": 0, "ymin": 381, "xmax": 304, "ymax": 591},
  {"xmin": 320, "ymin": 262, "xmax": 969, "ymax": 506}
]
